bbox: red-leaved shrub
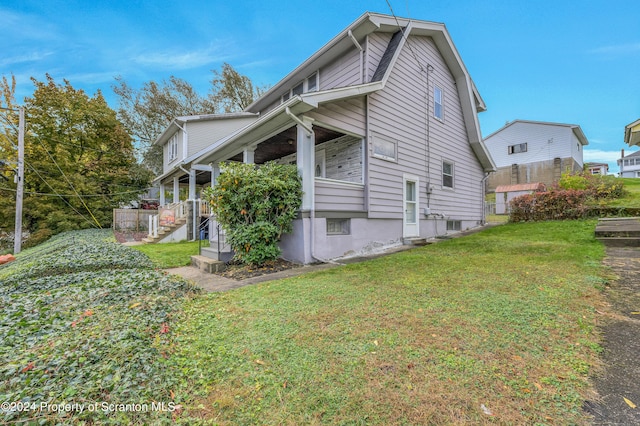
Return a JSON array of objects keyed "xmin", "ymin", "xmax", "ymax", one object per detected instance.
[{"xmin": 509, "ymin": 189, "xmax": 589, "ymax": 222}]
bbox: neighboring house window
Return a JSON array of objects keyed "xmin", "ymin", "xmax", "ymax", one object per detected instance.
[
  {"xmin": 446, "ymin": 220, "xmax": 461, "ymax": 231},
  {"xmin": 327, "ymin": 218, "xmax": 350, "ymax": 235},
  {"xmin": 372, "ymin": 136, "xmax": 397, "ymax": 162},
  {"xmin": 508, "ymin": 143, "xmax": 527, "ymax": 154},
  {"xmin": 434, "ymin": 86, "xmax": 444, "ymax": 120},
  {"xmin": 442, "ymin": 161, "xmax": 454, "ymax": 188},
  {"xmin": 168, "ymin": 134, "xmax": 178, "ymax": 162}
]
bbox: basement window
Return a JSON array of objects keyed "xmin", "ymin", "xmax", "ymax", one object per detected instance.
[
  {"xmin": 327, "ymin": 218, "xmax": 350, "ymax": 235},
  {"xmin": 446, "ymin": 220, "xmax": 461, "ymax": 231}
]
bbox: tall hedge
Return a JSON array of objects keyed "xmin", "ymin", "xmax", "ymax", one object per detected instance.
[{"xmin": 203, "ymin": 162, "xmax": 302, "ymax": 266}]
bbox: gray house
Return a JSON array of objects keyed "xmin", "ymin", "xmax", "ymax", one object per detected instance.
[{"xmin": 151, "ymin": 12, "xmax": 495, "ymax": 264}]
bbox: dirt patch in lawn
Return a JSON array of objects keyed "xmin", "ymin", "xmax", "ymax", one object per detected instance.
[
  {"xmin": 217, "ymin": 258, "xmax": 301, "ymax": 280},
  {"xmin": 585, "ymin": 247, "xmax": 640, "ymax": 425},
  {"xmin": 114, "ymin": 231, "xmax": 148, "ymax": 243}
]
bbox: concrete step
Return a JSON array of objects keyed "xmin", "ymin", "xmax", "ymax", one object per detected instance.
[
  {"xmin": 191, "ymin": 255, "xmax": 226, "ymax": 273},
  {"xmin": 403, "ymin": 237, "xmax": 429, "ymax": 246},
  {"xmin": 201, "ymin": 246, "xmax": 234, "ymax": 263}
]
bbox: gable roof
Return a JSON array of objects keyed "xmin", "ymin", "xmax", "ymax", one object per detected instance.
[
  {"xmin": 153, "ymin": 112, "xmax": 258, "ymax": 147},
  {"xmin": 195, "ymin": 12, "xmax": 492, "ymax": 171},
  {"xmin": 484, "ymin": 119, "xmax": 589, "ymax": 146},
  {"xmin": 625, "ymin": 118, "xmax": 640, "ymax": 147},
  {"xmin": 623, "ymin": 150, "xmax": 640, "ymax": 158}
]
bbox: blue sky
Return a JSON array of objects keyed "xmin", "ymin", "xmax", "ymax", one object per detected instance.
[{"xmin": 2, "ymin": 0, "xmax": 639, "ymax": 173}]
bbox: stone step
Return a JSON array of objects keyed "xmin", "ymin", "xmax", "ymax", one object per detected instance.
[
  {"xmin": 191, "ymin": 255, "xmax": 226, "ymax": 273},
  {"xmin": 595, "ymin": 237, "xmax": 640, "ymax": 248}
]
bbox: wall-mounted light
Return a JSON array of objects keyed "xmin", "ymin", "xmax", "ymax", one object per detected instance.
[{"xmin": 287, "ymin": 139, "xmax": 294, "ymax": 145}]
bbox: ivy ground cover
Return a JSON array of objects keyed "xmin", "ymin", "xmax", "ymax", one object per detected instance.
[
  {"xmin": 0, "ymin": 230, "xmax": 198, "ymax": 424},
  {"xmin": 168, "ymin": 220, "xmax": 608, "ymax": 425}
]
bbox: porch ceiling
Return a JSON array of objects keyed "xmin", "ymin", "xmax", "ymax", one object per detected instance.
[{"xmin": 224, "ymin": 125, "xmax": 346, "ymax": 164}]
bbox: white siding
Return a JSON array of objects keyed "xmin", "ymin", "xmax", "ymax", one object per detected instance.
[
  {"xmin": 367, "ymin": 35, "xmax": 484, "ymax": 223},
  {"xmin": 485, "ymin": 122, "xmax": 579, "ymax": 168}
]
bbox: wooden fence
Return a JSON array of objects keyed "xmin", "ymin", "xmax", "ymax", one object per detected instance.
[{"xmin": 112, "ymin": 209, "xmax": 158, "ymax": 232}]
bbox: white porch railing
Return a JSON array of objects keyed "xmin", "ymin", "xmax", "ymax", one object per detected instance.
[{"xmin": 147, "ymin": 201, "xmax": 189, "ymax": 239}]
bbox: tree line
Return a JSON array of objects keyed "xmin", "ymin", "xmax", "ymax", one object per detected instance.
[{"xmin": 0, "ymin": 64, "xmax": 264, "ymax": 250}]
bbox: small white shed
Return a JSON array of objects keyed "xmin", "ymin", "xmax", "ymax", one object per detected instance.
[{"xmin": 495, "ymin": 183, "xmax": 545, "ymax": 214}]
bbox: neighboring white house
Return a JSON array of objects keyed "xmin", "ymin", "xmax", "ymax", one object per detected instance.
[
  {"xmin": 585, "ymin": 162, "xmax": 609, "ymax": 175},
  {"xmin": 618, "ymin": 149, "xmax": 640, "ymax": 178},
  {"xmin": 483, "ymin": 120, "xmax": 588, "ymax": 191},
  {"xmin": 151, "ymin": 12, "xmax": 496, "ymax": 264}
]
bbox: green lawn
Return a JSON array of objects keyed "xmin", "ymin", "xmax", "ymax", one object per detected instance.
[
  {"xmin": 167, "ymin": 220, "xmax": 607, "ymax": 425},
  {"xmin": 607, "ymin": 177, "xmax": 640, "ymax": 207},
  {"xmin": 131, "ymin": 240, "xmax": 209, "ymax": 268}
]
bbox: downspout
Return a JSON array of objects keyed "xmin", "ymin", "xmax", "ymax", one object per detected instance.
[
  {"xmin": 174, "ymin": 120, "xmax": 188, "ymax": 161},
  {"xmin": 348, "ymin": 30, "xmax": 364, "ymax": 84},
  {"xmin": 285, "ymin": 107, "xmax": 339, "ymax": 265},
  {"xmin": 481, "ymin": 172, "xmax": 490, "ymax": 225}
]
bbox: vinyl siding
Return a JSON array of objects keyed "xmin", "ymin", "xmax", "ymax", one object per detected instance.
[
  {"xmin": 367, "ymin": 35, "xmax": 484, "ymax": 222},
  {"xmin": 366, "ymin": 32, "xmax": 392, "ymax": 81},
  {"xmin": 320, "ymin": 46, "xmax": 362, "ymax": 90},
  {"xmin": 315, "ymin": 179, "xmax": 365, "ymax": 211},
  {"xmin": 306, "ymin": 98, "xmax": 366, "ymax": 137},
  {"xmin": 185, "ymin": 117, "xmax": 256, "ymax": 158},
  {"xmin": 163, "ymin": 130, "xmax": 184, "ymax": 174}
]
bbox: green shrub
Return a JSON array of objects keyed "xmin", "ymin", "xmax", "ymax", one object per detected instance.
[
  {"xmin": 559, "ymin": 171, "xmax": 625, "ymax": 199},
  {"xmin": 203, "ymin": 162, "xmax": 302, "ymax": 266},
  {"xmin": 509, "ymin": 189, "xmax": 589, "ymax": 222}
]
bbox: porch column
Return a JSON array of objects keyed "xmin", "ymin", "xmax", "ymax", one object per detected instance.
[
  {"xmin": 159, "ymin": 183, "xmax": 166, "ymax": 206},
  {"xmin": 172, "ymin": 176, "xmax": 180, "ymax": 203},
  {"xmin": 210, "ymin": 162, "xmax": 220, "ymax": 187},
  {"xmin": 296, "ymin": 119, "xmax": 315, "ymax": 211},
  {"xmin": 243, "ymin": 145, "xmax": 256, "ymax": 164},
  {"xmin": 188, "ymin": 168, "xmax": 196, "ymax": 200}
]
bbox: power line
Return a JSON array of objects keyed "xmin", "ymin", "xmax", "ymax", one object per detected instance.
[
  {"xmin": 0, "ymin": 185, "xmax": 154, "ymax": 198},
  {"xmin": 24, "ymin": 161, "xmax": 98, "ymax": 229},
  {"xmin": 37, "ymin": 137, "xmax": 103, "ymax": 228}
]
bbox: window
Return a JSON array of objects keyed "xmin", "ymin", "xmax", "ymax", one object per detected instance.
[
  {"xmin": 508, "ymin": 143, "xmax": 527, "ymax": 154},
  {"xmin": 446, "ymin": 220, "xmax": 461, "ymax": 231},
  {"xmin": 372, "ymin": 136, "xmax": 397, "ymax": 162},
  {"xmin": 292, "ymin": 82, "xmax": 304, "ymax": 96},
  {"xmin": 327, "ymin": 218, "xmax": 350, "ymax": 235},
  {"xmin": 306, "ymin": 72, "xmax": 318, "ymax": 92},
  {"xmin": 442, "ymin": 161, "xmax": 454, "ymax": 188},
  {"xmin": 434, "ymin": 86, "xmax": 444, "ymax": 120},
  {"xmin": 168, "ymin": 134, "xmax": 178, "ymax": 162}
]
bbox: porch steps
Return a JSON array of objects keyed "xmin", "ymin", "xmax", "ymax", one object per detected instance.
[
  {"xmin": 142, "ymin": 219, "xmax": 187, "ymax": 244},
  {"xmin": 595, "ymin": 217, "xmax": 640, "ymax": 247},
  {"xmin": 403, "ymin": 237, "xmax": 430, "ymax": 246},
  {"xmin": 190, "ymin": 255, "xmax": 226, "ymax": 273}
]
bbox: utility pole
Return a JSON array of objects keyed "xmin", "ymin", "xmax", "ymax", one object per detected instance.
[
  {"xmin": 1, "ymin": 105, "xmax": 25, "ymax": 254},
  {"xmin": 14, "ymin": 106, "xmax": 24, "ymax": 254}
]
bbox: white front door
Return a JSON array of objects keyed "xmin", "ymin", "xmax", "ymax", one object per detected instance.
[{"xmin": 403, "ymin": 175, "xmax": 419, "ymax": 238}]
